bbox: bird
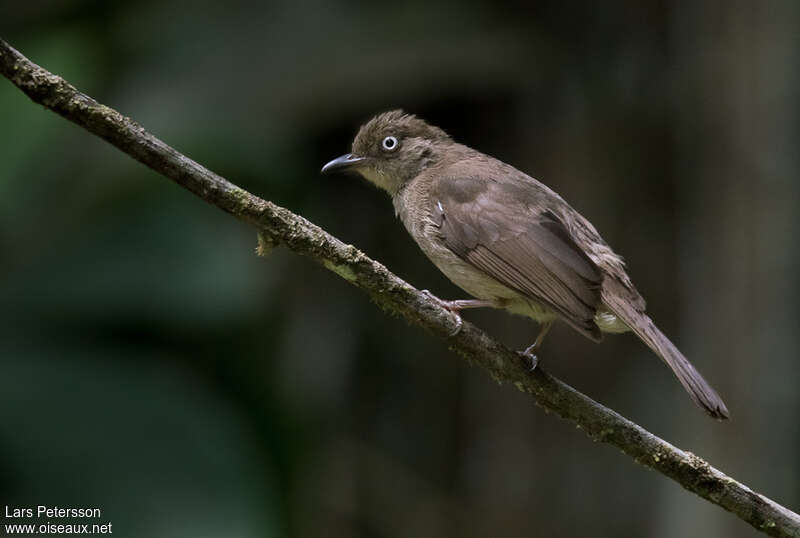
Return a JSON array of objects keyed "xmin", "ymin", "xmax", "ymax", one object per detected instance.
[{"xmin": 322, "ymin": 110, "xmax": 729, "ymax": 420}]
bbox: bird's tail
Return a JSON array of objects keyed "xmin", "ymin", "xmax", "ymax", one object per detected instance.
[{"xmin": 608, "ymin": 301, "xmax": 729, "ymax": 419}]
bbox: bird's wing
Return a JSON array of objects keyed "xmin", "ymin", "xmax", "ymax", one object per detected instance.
[{"xmin": 432, "ymin": 174, "xmax": 603, "ymax": 341}]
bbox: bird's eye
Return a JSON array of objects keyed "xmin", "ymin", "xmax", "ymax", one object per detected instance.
[{"xmin": 382, "ymin": 136, "xmax": 398, "ymax": 151}]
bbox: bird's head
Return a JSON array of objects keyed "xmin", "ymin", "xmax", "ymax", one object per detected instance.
[{"xmin": 322, "ymin": 110, "xmax": 452, "ymax": 195}]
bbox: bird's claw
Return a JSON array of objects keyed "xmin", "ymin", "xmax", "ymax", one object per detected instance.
[
  {"xmin": 420, "ymin": 289, "xmax": 439, "ymax": 303},
  {"xmin": 448, "ymin": 314, "xmax": 463, "ymax": 336},
  {"xmin": 420, "ymin": 289, "xmax": 463, "ymax": 336},
  {"xmin": 520, "ymin": 346, "xmax": 540, "ymax": 371}
]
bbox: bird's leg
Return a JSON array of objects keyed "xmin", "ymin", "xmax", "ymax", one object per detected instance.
[
  {"xmin": 521, "ymin": 320, "xmax": 553, "ymax": 371},
  {"xmin": 438, "ymin": 299, "xmax": 498, "ymax": 310},
  {"xmin": 419, "ymin": 290, "xmax": 497, "ymax": 336}
]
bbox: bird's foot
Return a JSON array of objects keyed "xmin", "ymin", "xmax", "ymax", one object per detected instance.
[
  {"xmin": 420, "ymin": 289, "xmax": 464, "ymax": 336},
  {"xmin": 519, "ymin": 321, "xmax": 551, "ymax": 371},
  {"xmin": 520, "ymin": 344, "xmax": 540, "ymax": 371}
]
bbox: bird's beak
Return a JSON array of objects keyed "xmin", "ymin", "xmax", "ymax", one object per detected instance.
[{"xmin": 321, "ymin": 153, "xmax": 365, "ymax": 174}]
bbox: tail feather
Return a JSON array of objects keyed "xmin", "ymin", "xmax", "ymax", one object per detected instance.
[{"xmin": 608, "ymin": 302, "xmax": 729, "ymax": 420}]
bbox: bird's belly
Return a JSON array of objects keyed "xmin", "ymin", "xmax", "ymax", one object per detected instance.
[
  {"xmin": 414, "ymin": 229, "xmax": 512, "ymax": 298},
  {"xmin": 412, "ymin": 226, "xmax": 558, "ymax": 323}
]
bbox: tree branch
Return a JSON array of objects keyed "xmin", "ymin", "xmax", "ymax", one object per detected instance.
[{"xmin": 1, "ymin": 37, "xmax": 797, "ymax": 538}]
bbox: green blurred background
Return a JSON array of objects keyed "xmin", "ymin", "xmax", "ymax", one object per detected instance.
[{"xmin": 1, "ymin": 1, "xmax": 798, "ymax": 537}]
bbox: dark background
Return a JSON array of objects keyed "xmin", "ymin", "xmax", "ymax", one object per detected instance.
[{"xmin": 1, "ymin": 1, "xmax": 798, "ymax": 537}]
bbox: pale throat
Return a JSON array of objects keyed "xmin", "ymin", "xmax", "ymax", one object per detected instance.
[{"xmin": 357, "ymin": 166, "xmax": 405, "ymax": 196}]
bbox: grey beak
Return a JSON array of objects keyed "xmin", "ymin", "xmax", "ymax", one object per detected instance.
[{"xmin": 321, "ymin": 153, "xmax": 365, "ymax": 174}]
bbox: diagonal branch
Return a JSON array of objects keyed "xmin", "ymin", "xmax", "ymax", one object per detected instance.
[{"xmin": 1, "ymin": 37, "xmax": 798, "ymax": 538}]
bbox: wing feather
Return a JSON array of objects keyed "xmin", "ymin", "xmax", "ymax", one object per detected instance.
[{"xmin": 435, "ymin": 175, "xmax": 603, "ymax": 340}]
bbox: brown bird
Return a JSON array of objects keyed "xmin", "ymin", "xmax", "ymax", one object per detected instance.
[{"xmin": 322, "ymin": 110, "xmax": 729, "ymax": 419}]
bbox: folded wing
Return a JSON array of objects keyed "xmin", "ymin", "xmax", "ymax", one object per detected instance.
[{"xmin": 433, "ymin": 175, "xmax": 603, "ymax": 341}]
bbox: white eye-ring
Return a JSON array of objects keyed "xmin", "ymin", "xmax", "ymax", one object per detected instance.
[{"xmin": 382, "ymin": 136, "xmax": 398, "ymax": 151}]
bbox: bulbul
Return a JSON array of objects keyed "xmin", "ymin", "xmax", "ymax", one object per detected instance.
[{"xmin": 322, "ymin": 110, "xmax": 729, "ymax": 420}]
